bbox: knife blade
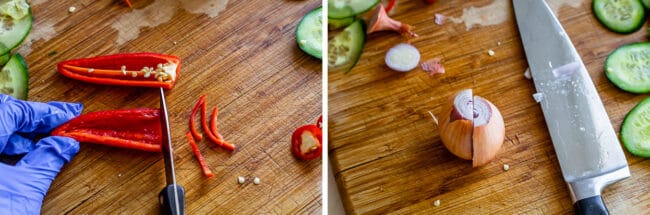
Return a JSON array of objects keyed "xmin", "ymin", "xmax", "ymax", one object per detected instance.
[
  {"xmin": 158, "ymin": 87, "xmax": 185, "ymax": 215},
  {"xmin": 513, "ymin": 0, "xmax": 629, "ymax": 213}
]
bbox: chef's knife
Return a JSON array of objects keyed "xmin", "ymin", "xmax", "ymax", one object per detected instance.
[
  {"xmin": 513, "ymin": 0, "xmax": 630, "ymax": 214},
  {"xmin": 159, "ymin": 87, "xmax": 186, "ymax": 215}
]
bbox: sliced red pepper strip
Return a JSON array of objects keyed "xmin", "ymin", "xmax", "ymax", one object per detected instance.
[
  {"xmin": 52, "ymin": 108, "xmax": 162, "ymax": 152},
  {"xmin": 124, "ymin": 0, "xmax": 132, "ymax": 7},
  {"xmin": 385, "ymin": 0, "xmax": 396, "ymax": 13},
  {"xmin": 201, "ymin": 99, "xmax": 236, "ymax": 151},
  {"xmin": 209, "ymin": 107, "xmax": 225, "ymax": 140},
  {"xmin": 57, "ymin": 53, "xmax": 181, "ymax": 90},
  {"xmin": 291, "ymin": 124, "xmax": 322, "ymax": 160},
  {"xmin": 186, "ymin": 132, "xmax": 214, "ymax": 178},
  {"xmin": 190, "ymin": 96, "xmax": 204, "ymax": 141}
]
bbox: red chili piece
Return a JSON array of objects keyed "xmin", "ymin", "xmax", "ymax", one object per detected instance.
[
  {"xmin": 424, "ymin": 0, "xmax": 436, "ymax": 4},
  {"xmin": 201, "ymin": 99, "xmax": 236, "ymax": 151},
  {"xmin": 316, "ymin": 115, "xmax": 322, "ymax": 129},
  {"xmin": 189, "ymin": 96, "xmax": 204, "ymax": 141},
  {"xmin": 291, "ymin": 125, "xmax": 322, "ymax": 160},
  {"xmin": 186, "ymin": 132, "xmax": 214, "ymax": 178},
  {"xmin": 209, "ymin": 107, "xmax": 225, "ymax": 140},
  {"xmin": 385, "ymin": 0, "xmax": 396, "ymax": 13},
  {"xmin": 57, "ymin": 53, "xmax": 181, "ymax": 89},
  {"xmin": 124, "ymin": 0, "xmax": 132, "ymax": 7},
  {"xmin": 52, "ymin": 108, "xmax": 162, "ymax": 152}
]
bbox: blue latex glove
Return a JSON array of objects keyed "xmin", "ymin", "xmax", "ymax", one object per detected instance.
[{"xmin": 0, "ymin": 94, "xmax": 83, "ymax": 214}]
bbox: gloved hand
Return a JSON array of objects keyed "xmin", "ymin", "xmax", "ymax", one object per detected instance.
[{"xmin": 0, "ymin": 94, "xmax": 83, "ymax": 214}]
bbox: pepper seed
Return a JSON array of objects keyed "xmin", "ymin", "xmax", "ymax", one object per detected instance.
[
  {"xmin": 237, "ymin": 176, "xmax": 245, "ymax": 184},
  {"xmin": 253, "ymin": 177, "xmax": 260, "ymax": 185}
]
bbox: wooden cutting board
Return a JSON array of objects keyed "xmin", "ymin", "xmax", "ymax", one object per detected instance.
[
  {"xmin": 18, "ymin": 0, "xmax": 322, "ymax": 214},
  {"xmin": 329, "ymin": 0, "xmax": 650, "ymax": 214}
]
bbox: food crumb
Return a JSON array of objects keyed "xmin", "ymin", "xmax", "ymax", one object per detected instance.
[
  {"xmin": 532, "ymin": 93, "xmax": 543, "ymax": 103},
  {"xmin": 497, "ymin": 41, "xmax": 502, "ymax": 46},
  {"xmin": 253, "ymin": 177, "xmax": 260, "ymax": 185},
  {"xmin": 118, "ymin": 173, "xmax": 123, "ymax": 177},
  {"xmin": 503, "ymin": 164, "xmax": 510, "ymax": 171},
  {"xmin": 173, "ymin": 41, "xmax": 177, "ymax": 45},
  {"xmin": 434, "ymin": 199, "xmax": 441, "ymax": 207},
  {"xmin": 487, "ymin": 50, "xmax": 495, "ymax": 56},
  {"xmin": 68, "ymin": 6, "xmax": 76, "ymax": 13},
  {"xmin": 238, "ymin": 176, "xmax": 245, "ymax": 184},
  {"xmin": 434, "ymin": 13, "xmax": 446, "ymax": 25},
  {"xmin": 524, "ymin": 68, "xmax": 531, "ymax": 79}
]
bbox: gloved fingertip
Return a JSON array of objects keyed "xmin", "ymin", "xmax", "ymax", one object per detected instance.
[
  {"xmin": 46, "ymin": 101, "xmax": 84, "ymax": 117},
  {"xmin": 16, "ymin": 136, "xmax": 80, "ymax": 169},
  {"xmin": 0, "ymin": 94, "xmax": 14, "ymax": 104},
  {"xmin": 3, "ymin": 134, "xmax": 34, "ymax": 155}
]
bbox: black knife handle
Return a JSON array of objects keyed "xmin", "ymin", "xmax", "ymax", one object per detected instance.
[
  {"xmin": 574, "ymin": 195, "xmax": 609, "ymax": 215},
  {"xmin": 159, "ymin": 184, "xmax": 186, "ymax": 215}
]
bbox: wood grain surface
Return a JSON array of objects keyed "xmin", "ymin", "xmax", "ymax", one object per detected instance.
[
  {"xmin": 328, "ymin": 0, "xmax": 650, "ymax": 214},
  {"xmin": 19, "ymin": 0, "xmax": 322, "ymax": 214}
]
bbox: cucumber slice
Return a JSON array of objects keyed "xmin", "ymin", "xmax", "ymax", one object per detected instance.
[
  {"xmin": 296, "ymin": 7, "xmax": 322, "ymax": 59},
  {"xmin": 593, "ymin": 0, "xmax": 645, "ymax": 34},
  {"xmin": 605, "ymin": 42, "xmax": 650, "ymax": 93},
  {"xmin": 0, "ymin": 54, "xmax": 28, "ymax": 100},
  {"xmin": 328, "ymin": 0, "xmax": 379, "ymax": 19},
  {"xmin": 328, "ymin": 20, "xmax": 365, "ymax": 73},
  {"xmin": 621, "ymin": 96, "xmax": 650, "ymax": 157},
  {"xmin": 328, "ymin": 17, "xmax": 355, "ymax": 31}
]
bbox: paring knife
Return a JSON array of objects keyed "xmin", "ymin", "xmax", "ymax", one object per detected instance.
[
  {"xmin": 513, "ymin": 0, "xmax": 630, "ymax": 214},
  {"xmin": 158, "ymin": 87, "xmax": 186, "ymax": 215}
]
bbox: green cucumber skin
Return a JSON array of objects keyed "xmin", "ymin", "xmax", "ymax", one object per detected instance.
[
  {"xmin": 296, "ymin": 7, "xmax": 322, "ymax": 59},
  {"xmin": 605, "ymin": 42, "xmax": 650, "ymax": 93},
  {"xmin": 328, "ymin": 0, "xmax": 379, "ymax": 19},
  {"xmin": 621, "ymin": 96, "xmax": 650, "ymax": 158},
  {"xmin": 643, "ymin": 0, "xmax": 650, "ymax": 9},
  {"xmin": 593, "ymin": 0, "xmax": 645, "ymax": 34},
  {"xmin": 0, "ymin": 53, "xmax": 9, "ymax": 66},
  {"xmin": 0, "ymin": 54, "xmax": 28, "ymax": 100}
]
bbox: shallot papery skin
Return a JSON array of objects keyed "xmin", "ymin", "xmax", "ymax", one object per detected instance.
[
  {"xmin": 422, "ymin": 58, "xmax": 445, "ymax": 76},
  {"xmin": 434, "ymin": 13, "xmax": 446, "ymax": 25},
  {"xmin": 368, "ymin": 4, "xmax": 418, "ymax": 38}
]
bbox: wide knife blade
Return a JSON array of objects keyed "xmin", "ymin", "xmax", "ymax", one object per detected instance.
[
  {"xmin": 513, "ymin": 0, "xmax": 629, "ymax": 212},
  {"xmin": 159, "ymin": 87, "xmax": 185, "ymax": 215}
]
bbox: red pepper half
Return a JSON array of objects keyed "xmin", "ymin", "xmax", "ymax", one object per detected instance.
[
  {"xmin": 291, "ymin": 125, "xmax": 322, "ymax": 160},
  {"xmin": 52, "ymin": 108, "xmax": 162, "ymax": 152},
  {"xmin": 57, "ymin": 53, "xmax": 181, "ymax": 90}
]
